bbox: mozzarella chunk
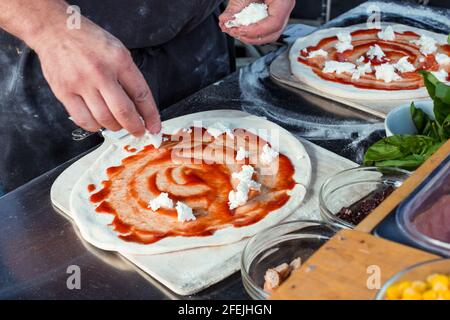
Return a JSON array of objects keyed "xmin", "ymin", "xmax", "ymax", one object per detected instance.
[
  {"xmin": 307, "ymin": 49, "xmax": 328, "ymax": 59},
  {"xmin": 374, "ymin": 63, "xmax": 402, "ymax": 83},
  {"xmin": 378, "ymin": 26, "xmax": 396, "ymax": 41},
  {"xmin": 176, "ymin": 201, "xmax": 196, "ymax": 222},
  {"xmin": 410, "ymin": 35, "xmax": 437, "ymax": 55},
  {"xmin": 394, "ymin": 56, "xmax": 416, "ymax": 73},
  {"xmin": 352, "ymin": 62, "xmax": 372, "ymax": 80},
  {"xmin": 323, "ymin": 61, "xmax": 356, "ymax": 74}
]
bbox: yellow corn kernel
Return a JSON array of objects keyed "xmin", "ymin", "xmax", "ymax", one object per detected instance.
[
  {"xmin": 437, "ymin": 290, "xmax": 450, "ymax": 300},
  {"xmin": 386, "ymin": 285, "xmax": 401, "ymax": 300},
  {"xmin": 397, "ymin": 281, "xmax": 412, "ymax": 294},
  {"xmin": 422, "ymin": 290, "xmax": 438, "ymax": 300},
  {"xmin": 431, "ymin": 275, "xmax": 449, "ymax": 291},
  {"xmin": 411, "ymin": 280, "xmax": 427, "ymax": 293},
  {"xmin": 402, "ymin": 287, "xmax": 422, "ymax": 300},
  {"xmin": 427, "ymin": 274, "xmax": 449, "ymax": 290}
]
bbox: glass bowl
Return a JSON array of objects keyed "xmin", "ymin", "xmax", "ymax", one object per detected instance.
[
  {"xmin": 241, "ymin": 220, "xmax": 341, "ymax": 300},
  {"xmin": 319, "ymin": 166, "xmax": 410, "ymax": 229},
  {"xmin": 376, "ymin": 258, "xmax": 450, "ymax": 300}
]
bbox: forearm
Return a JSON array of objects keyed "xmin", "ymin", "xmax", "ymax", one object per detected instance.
[{"xmin": 0, "ymin": 0, "xmax": 70, "ymax": 49}]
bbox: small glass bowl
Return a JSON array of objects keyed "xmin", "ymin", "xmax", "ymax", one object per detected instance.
[
  {"xmin": 241, "ymin": 220, "xmax": 341, "ymax": 300},
  {"xmin": 319, "ymin": 166, "xmax": 410, "ymax": 229},
  {"xmin": 376, "ymin": 258, "xmax": 450, "ymax": 300}
]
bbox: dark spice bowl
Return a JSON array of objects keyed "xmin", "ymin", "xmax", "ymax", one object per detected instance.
[
  {"xmin": 319, "ymin": 166, "xmax": 411, "ymax": 229},
  {"xmin": 241, "ymin": 220, "xmax": 341, "ymax": 300}
]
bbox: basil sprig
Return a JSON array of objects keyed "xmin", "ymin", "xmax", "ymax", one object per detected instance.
[{"xmin": 364, "ymin": 71, "xmax": 450, "ymax": 170}]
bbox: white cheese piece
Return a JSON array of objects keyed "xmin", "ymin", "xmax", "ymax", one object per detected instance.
[
  {"xmin": 207, "ymin": 122, "xmax": 234, "ymax": 139},
  {"xmin": 419, "ymin": 56, "xmax": 425, "ymax": 63},
  {"xmin": 149, "ymin": 192, "xmax": 174, "ymax": 211},
  {"xmin": 335, "ymin": 42, "xmax": 353, "ymax": 53},
  {"xmin": 431, "ymin": 69, "xmax": 449, "ymax": 82},
  {"xmin": 337, "ymin": 31, "xmax": 352, "ymax": 43},
  {"xmin": 260, "ymin": 144, "xmax": 279, "ymax": 165},
  {"xmin": 176, "ymin": 201, "xmax": 196, "ymax": 222},
  {"xmin": 236, "ymin": 147, "xmax": 249, "ymax": 161},
  {"xmin": 307, "ymin": 49, "xmax": 328, "ymax": 59},
  {"xmin": 411, "ymin": 35, "xmax": 437, "ymax": 55},
  {"xmin": 232, "ymin": 164, "xmax": 256, "ymax": 182},
  {"xmin": 394, "ymin": 56, "xmax": 416, "ymax": 73},
  {"xmin": 335, "ymin": 31, "xmax": 353, "ymax": 53},
  {"xmin": 225, "ymin": 3, "xmax": 268, "ymax": 28},
  {"xmin": 323, "ymin": 61, "xmax": 356, "ymax": 75},
  {"xmin": 352, "ymin": 62, "xmax": 372, "ymax": 80},
  {"xmin": 228, "ymin": 186, "xmax": 249, "ymax": 210},
  {"xmin": 356, "ymin": 56, "xmax": 365, "ymax": 64},
  {"xmin": 228, "ymin": 165, "xmax": 261, "ymax": 210},
  {"xmin": 130, "ymin": 131, "xmax": 162, "ymax": 151},
  {"xmin": 366, "ymin": 44, "xmax": 386, "ymax": 61},
  {"xmin": 374, "ymin": 63, "xmax": 402, "ymax": 83},
  {"xmin": 377, "ymin": 26, "xmax": 395, "ymax": 41},
  {"xmin": 436, "ymin": 53, "xmax": 450, "ymax": 66}
]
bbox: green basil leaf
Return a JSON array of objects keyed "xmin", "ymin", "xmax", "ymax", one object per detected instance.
[
  {"xmin": 363, "ymin": 135, "xmax": 441, "ymax": 170},
  {"xmin": 434, "ymin": 98, "xmax": 450, "ymax": 125},
  {"xmin": 410, "ymin": 102, "xmax": 428, "ymax": 133},
  {"xmin": 435, "ymin": 82, "xmax": 450, "ymax": 105},
  {"xmin": 373, "ymin": 154, "xmax": 425, "ymax": 170},
  {"xmin": 419, "ymin": 70, "xmax": 438, "ymax": 99}
]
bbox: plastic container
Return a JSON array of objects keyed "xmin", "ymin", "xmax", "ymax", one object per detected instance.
[
  {"xmin": 397, "ymin": 155, "xmax": 450, "ymax": 257},
  {"xmin": 241, "ymin": 220, "xmax": 341, "ymax": 300},
  {"xmin": 376, "ymin": 258, "xmax": 450, "ymax": 300},
  {"xmin": 320, "ymin": 166, "xmax": 410, "ymax": 229}
]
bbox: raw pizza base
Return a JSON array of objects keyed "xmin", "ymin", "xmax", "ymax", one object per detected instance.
[
  {"xmin": 289, "ymin": 23, "xmax": 448, "ymax": 101},
  {"xmin": 70, "ymin": 110, "xmax": 311, "ymax": 255}
]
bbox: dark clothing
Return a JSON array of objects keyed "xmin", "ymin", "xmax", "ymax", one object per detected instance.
[{"xmin": 0, "ymin": 1, "xmax": 230, "ymax": 194}]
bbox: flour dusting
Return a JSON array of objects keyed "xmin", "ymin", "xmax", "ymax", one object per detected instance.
[{"xmin": 239, "ymin": 51, "xmax": 384, "ymax": 162}]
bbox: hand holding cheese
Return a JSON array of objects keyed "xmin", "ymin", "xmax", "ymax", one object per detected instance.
[{"xmin": 219, "ymin": 0, "xmax": 295, "ymax": 45}]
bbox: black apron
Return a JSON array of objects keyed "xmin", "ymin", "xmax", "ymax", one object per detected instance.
[{"xmin": 0, "ymin": 0, "xmax": 230, "ymax": 194}]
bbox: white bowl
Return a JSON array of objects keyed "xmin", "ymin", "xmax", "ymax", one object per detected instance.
[{"xmin": 385, "ymin": 101, "xmax": 434, "ymax": 137}]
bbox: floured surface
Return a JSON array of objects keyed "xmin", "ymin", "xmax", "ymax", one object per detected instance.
[
  {"xmin": 70, "ymin": 111, "xmax": 311, "ymax": 255},
  {"xmin": 289, "ymin": 23, "xmax": 448, "ymax": 101}
]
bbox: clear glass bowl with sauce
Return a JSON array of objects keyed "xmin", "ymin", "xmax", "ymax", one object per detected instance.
[
  {"xmin": 319, "ymin": 166, "xmax": 410, "ymax": 229},
  {"xmin": 376, "ymin": 258, "xmax": 450, "ymax": 300},
  {"xmin": 241, "ymin": 220, "xmax": 341, "ymax": 300}
]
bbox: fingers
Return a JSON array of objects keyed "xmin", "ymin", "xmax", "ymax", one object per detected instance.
[
  {"xmin": 62, "ymin": 94, "xmax": 102, "ymax": 132},
  {"xmin": 238, "ymin": 32, "xmax": 281, "ymax": 46},
  {"xmin": 118, "ymin": 62, "xmax": 161, "ymax": 134},
  {"xmin": 222, "ymin": 0, "xmax": 294, "ymax": 45},
  {"xmin": 84, "ymin": 90, "xmax": 122, "ymax": 131},
  {"xmin": 219, "ymin": 0, "xmax": 257, "ymax": 29},
  {"xmin": 99, "ymin": 81, "xmax": 146, "ymax": 137}
]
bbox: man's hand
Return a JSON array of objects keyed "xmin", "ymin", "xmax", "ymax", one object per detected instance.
[
  {"xmin": 219, "ymin": 0, "xmax": 295, "ymax": 45},
  {"xmin": 0, "ymin": 0, "xmax": 161, "ymax": 136}
]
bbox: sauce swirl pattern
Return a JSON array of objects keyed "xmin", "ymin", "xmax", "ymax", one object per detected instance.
[
  {"xmin": 88, "ymin": 128, "xmax": 296, "ymax": 244},
  {"xmin": 297, "ymin": 29, "xmax": 450, "ymax": 90}
]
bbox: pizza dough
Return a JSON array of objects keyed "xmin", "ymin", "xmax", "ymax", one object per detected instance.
[
  {"xmin": 289, "ymin": 23, "xmax": 449, "ymax": 100},
  {"xmin": 70, "ymin": 110, "xmax": 311, "ymax": 255}
]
